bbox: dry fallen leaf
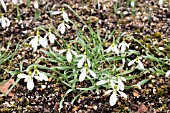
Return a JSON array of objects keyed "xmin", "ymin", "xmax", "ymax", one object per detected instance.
[
  {"xmin": 0, "ymin": 79, "xmax": 14, "ymax": 96},
  {"xmin": 138, "ymin": 103, "xmax": 148, "ymax": 113}
]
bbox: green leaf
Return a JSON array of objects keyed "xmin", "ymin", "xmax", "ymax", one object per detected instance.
[
  {"xmin": 59, "ymin": 89, "xmax": 73, "ymax": 109},
  {"xmin": 5, "ymin": 78, "xmax": 20, "ymax": 96},
  {"xmin": 137, "ymin": 79, "xmax": 150, "ymax": 86}
]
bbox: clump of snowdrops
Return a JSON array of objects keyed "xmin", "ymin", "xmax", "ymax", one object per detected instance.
[{"xmin": 0, "ymin": 1, "xmax": 169, "ymax": 110}]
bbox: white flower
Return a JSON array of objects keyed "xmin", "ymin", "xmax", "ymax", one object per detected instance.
[
  {"xmin": 105, "ymin": 43, "xmax": 119, "ymax": 55},
  {"xmin": 105, "ymin": 83, "xmax": 127, "ymax": 106},
  {"xmin": 51, "ymin": 8, "xmax": 69, "ymax": 22},
  {"xmin": 33, "ymin": 0, "xmax": 39, "ymax": 9},
  {"xmin": 128, "ymin": 57, "xmax": 144, "ymax": 69},
  {"xmin": 118, "ymin": 41, "xmax": 130, "ymax": 52},
  {"xmin": 77, "ymin": 52, "xmax": 91, "ymax": 68},
  {"xmin": 0, "ymin": 16, "xmax": 10, "ymax": 28},
  {"xmin": 79, "ymin": 66, "xmax": 96, "ymax": 82},
  {"xmin": 59, "ymin": 45, "xmax": 77, "ymax": 62},
  {"xmin": 57, "ymin": 22, "xmax": 70, "ymax": 34},
  {"xmin": 159, "ymin": 0, "xmax": 164, "ymax": 6},
  {"xmin": 44, "ymin": 31, "xmax": 56, "ymax": 43},
  {"xmin": 62, "ymin": 11, "xmax": 69, "ymax": 22},
  {"xmin": 17, "ymin": 73, "xmax": 34, "ymax": 90},
  {"xmin": 97, "ymin": 78, "xmax": 127, "ymax": 106},
  {"xmin": 18, "ymin": 68, "xmax": 48, "ymax": 90},
  {"xmin": 165, "ymin": 70, "xmax": 170, "ymax": 78},
  {"xmin": 29, "ymin": 31, "xmax": 48, "ymax": 52}
]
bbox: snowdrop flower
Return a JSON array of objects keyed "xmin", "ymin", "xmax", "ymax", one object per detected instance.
[
  {"xmin": 105, "ymin": 43, "xmax": 119, "ymax": 55},
  {"xmin": 77, "ymin": 52, "xmax": 91, "ymax": 68},
  {"xmin": 159, "ymin": 0, "xmax": 164, "ymax": 6},
  {"xmin": 51, "ymin": 7, "xmax": 69, "ymax": 22},
  {"xmin": 0, "ymin": 14, "xmax": 10, "ymax": 28},
  {"xmin": 105, "ymin": 82, "xmax": 127, "ymax": 106},
  {"xmin": 165, "ymin": 70, "xmax": 170, "ymax": 78},
  {"xmin": 44, "ymin": 30, "xmax": 56, "ymax": 43},
  {"xmin": 128, "ymin": 56, "xmax": 144, "ymax": 69},
  {"xmin": 59, "ymin": 45, "xmax": 77, "ymax": 62},
  {"xmin": 17, "ymin": 71, "xmax": 34, "ymax": 90},
  {"xmin": 57, "ymin": 22, "xmax": 70, "ymax": 34},
  {"xmin": 29, "ymin": 31, "xmax": 48, "ymax": 52},
  {"xmin": 118, "ymin": 40, "xmax": 130, "ymax": 52},
  {"xmin": 79, "ymin": 64, "xmax": 96, "ymax": 82},
  {"xmin": 18, "ymin": 67, "xmax": 48, "ymax": 90},
  {"xmin": 33, "ymin": 0, "xmax": 39, "ymax": 9}
]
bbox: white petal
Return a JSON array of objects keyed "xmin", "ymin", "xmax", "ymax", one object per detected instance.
[
  {"xmin": 118, "ymin": 77, "xmax": 124, "ymax": 91},
  {"xmin": 38, "ymin": 71, "xmax": 48, "ymax": 81},
  {"xmin": 105, "ymin": 90, "xmax": 113, "ymax": 95},
  {"xmin": 106, "ymin": 46, "xmax": 112, "ymax": 53},
  {"xmin": 1, "ymin": 17, "xmax": 6, "ymax": 28},
  {"xmin": 120, "ymin": 42, "xmax": 126, "ymax": 52},
  {"xmin": 138, "ymin": 59, "xmax": 144, "ymax": 69},
  {"xmin": 29, "ymin": 37, "xmax": 38, "ymax": 52},
  {"xmin": 71, "ymin": 50, "xmax": 77, "ymax": 57},
  {"xmin": 59, "ymin": 49, "xmax": 66, "ymax": 54},
  {"xmin": 118, "ymin": 42, "xmax": 122, "ymax": 48},
  {"xmin": 12, "ymin": 0, "xmax": 18, "ymax": 4},
  {"xmin": 27, "ymin": 78, "xmax": 34, "ymax": 90},
  {"xmin": 49, "ymin": 33, "xmax": 56, "ymax": 43},
  {"xmin": 96, "ymin": 80, "xmax": 107, "ymax": 85},
  {"xmin": 125, "ymin": 43, "xmax": 130, "ymax": 48},
  {"xmin": 86, "ymin": 58, "xmax": 91, "ymax": 67},
  {"xmin": 33, "ymin": 0, "xmax": 38, "ymax": 9},
  {"xmin": 159, "ymin": 0, "xmax": 164, "ymax": 6},
  {"xmin": 110, "ymin": 92, "xmax": 117, "ymax": 106},
  {"xmin": 88, "ymin": 69, "xmax": 96, "ymax": 78},
  {"xmin": 77, "ymin": 56, "xmax": 85, "ymax": 68},
  {"xmin": 120, "ymin": 77, "xmax": 126, "ymax": 82},
  {"xmin": 51, "ymin": 11, "xmax": 62, "ymax": 15},
  {"xmin": 79, "ymin": 68, "xmax": 86, "ymax": 82},
  {"xmin": 62, "ymin": 12, "xmax": 69, "ymax": 22},
  {"xmin": 131, "ymin": 1, "xmax": 135, "ymax": 7},
  {"xmin": 39, "ymin": 37, "xmax": 48, "ymax": 48},
  {"xmin": 65, "ymin": 24, "xmax": 70, "ymax": 29},
  {"xmin": 128, "ymin": 59, "xmax": 136, "ymax": 66},
  {"xmin": 34, "ymin": 76, "xmax": 43, "ymax": 81},
  {"xmin": 165, "ymin": 70, "xmax": 170, "ymax": 78},
  {"xmin": 58, "ymin": 23, "xmax": 65, "ymax": 34},
  {"xmin": 114, "ymin": 45, "xmax": 119, "ymax": 55},
  {"xmin": 17, "ymin": 74, "xmax": 28, "ymax": 79},
  {"xmin": 118, "ymin": 91, "xmax": 127, "ymax": 98},
  {"xmin": 0, "ymin": 0, "xmax": 6, "ymax": 12},
  {"xmin": 66, "ymin": 50, "xmax": 72, "ymax": 62}
]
